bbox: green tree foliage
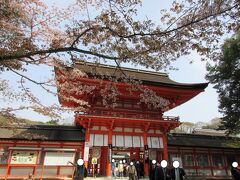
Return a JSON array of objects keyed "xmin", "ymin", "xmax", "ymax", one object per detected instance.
[
  {"xmin": 45, "ymin": 120, "xmax": 59, "ymax": 125},
  {"xmin": 206, "ymin": 31, "xmax": 240, "ymax": 134}
]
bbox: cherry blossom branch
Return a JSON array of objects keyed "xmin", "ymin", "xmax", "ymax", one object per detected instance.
[
  {"xmin": 71, "ymin": 28, "xmax": 94, "ymax": 47},
  {"xmin": 0, "ymin": 46, "xmax": 118, "ymax": 62},
  {"xmin": 107, "ymin": 2, "xmax": 239, "ymax": 38}
]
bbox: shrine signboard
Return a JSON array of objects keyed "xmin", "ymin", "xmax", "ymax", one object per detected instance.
[{"xmin": 10, "ymin": 151, "xmax": 37, "ymax": 164}]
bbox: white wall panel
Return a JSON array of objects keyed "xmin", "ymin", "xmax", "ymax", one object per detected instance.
[
  {"xmin": 90, "ymin": 134, "xmax": 163, "ymax": 148},
  {"xmin": 159, "ymin": 137, "xmax": 163, "ymax": 148},
  {"xmin": 104, "ymin": 135, "xmax": 108, "ymax": 146},
  {"xmin": 44, "ymin": 152, "xmax": 74, "ymax": 165},
  {"xmin": 140, "ymin": 136, "xmax": 144, "ymax": 147},
  {"xmin": 147, "ymin": 137, "xmax": 152, "ymax": 148},
  {"xmin": 116, "ymin": 135, "xmax": 124, "ymax": 147},
  {"xmin": 94, "ymin": 134, "xmax": 104, "ymax": 146},
  {"xmin": 133, "ymin": 136, "xmax": 141, "ymax": 147},
  {"xmin": 147, "ymin": 137, "xmax": 164, "ymax": 149},
  {"xmin": 89, "ymin": 134, "xmax": 94, "ymax": 146},
  {"xmin": 124, "ymin": 136, "xmax": 132, "ymax": 147},
  {"xmin": 151, "ymin": 137, "xmax": 160, "ymax": 148},
  {"xmin": 112, "ymin": 135, "xmax": 116, "ymax": 146}
]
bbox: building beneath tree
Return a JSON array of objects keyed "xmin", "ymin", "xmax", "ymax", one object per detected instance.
[
  {"xmin": 55, "ymin": 62, "xmax": 208, "ymax": 177},
  {"xmin": 0, "ymin": 63, "xmax": 239, "ymax": 180}
]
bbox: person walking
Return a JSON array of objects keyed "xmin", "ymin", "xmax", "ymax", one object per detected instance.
[
  {"xmin": 135, "ymin": 161, "xmax": 141, "ymax": 180},
  {"xmin": 68, "ymin": 159, "xmax": 86, "ymax": 180},
  {"xmin": 118, "ymin": 160, "xmax": 124, "ymax": 178},
  {"xmin": 112, "ymin": 159, "xmax": 116, "ymax": 178},
  {"xmin": 140, "ymin": 160, "xmax": 144, "ymax": 178},
  {"xmin": 128, "ymin": 162, "xmax": 137, "ymax": 180},
  {"xmin": 170, "ymin": 161, "xmax": 186, "ymax": 180},
  {"xmin": 123, "ymin": 159, "xmax": 128, "ymax": 177},
  {"xmin": 155, "ymin": 160, "xmax": 170, "ymax": 180},
  {"xmin": 150, "ymin": 160, "xmax": 157, "ymax": 180}
]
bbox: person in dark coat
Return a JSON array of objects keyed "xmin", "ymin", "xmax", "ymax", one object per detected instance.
[
  {"xmin": 140, "ymin": 160, "xmax": 144, "ymax": 178},
  {"xmin": 155, "ymin": 160, "xmax": 170, "ymax": 180},
  {"xmin": 135, "ymin": 161, "xmax": 141, "ymax": 179},
  {"xmin": 149, "ymin": 160, "xmax": 157, "ymax": 180},
  {"xmin": 68, "ymin": 159, "xmax": 86, "ymax": 180},
  {"xmin": 231, "ymin": 162, "xmax": 240, "ymax": 180},
  {"xmin": 112, "ymin": 159, "xmax": 116, "ymax": 178},
  {"xmin": 170, "ymin": 161, "xmax": 186, "ymax": 180}
]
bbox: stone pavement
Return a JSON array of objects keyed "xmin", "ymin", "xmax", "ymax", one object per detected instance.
[{"xmin": 85, "ymin": 177, "xmax": 149, "ymax": 180}]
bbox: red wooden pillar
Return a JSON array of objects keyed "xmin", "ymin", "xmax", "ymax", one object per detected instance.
[
  {"xmin": 5, "ymin": 149, "xmax": 13, "ymax": 180},
  {"xmin": 143, "ymin": 131, "xmax": 149, "ymax": 177},
  {"xmin": 106, "ymin": 129, "xmax": 113, "ymax": 177},
  {"xmin": 162, "ymin": 133, "xmax": 168, "ymax": 160},
  {"xmin": 100, "ymin": 147, "xmax": 107, "ymax": 175}
]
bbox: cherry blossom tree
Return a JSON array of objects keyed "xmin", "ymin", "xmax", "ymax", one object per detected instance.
[{"xmin": 0, "ymin": 0, "xmax": 239, "ymax": 122}]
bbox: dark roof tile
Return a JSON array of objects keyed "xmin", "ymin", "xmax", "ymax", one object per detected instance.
[
  {"xmin": 168, "ymin": 133, "xmax": 240, "ymax": 149},
  {"xmin": 74, "ymin": 62, "xmax": 208, "ymax": 89},
  {"xmin": 0, "ymin": 125, "xmax": 85, "ymax": 141}
]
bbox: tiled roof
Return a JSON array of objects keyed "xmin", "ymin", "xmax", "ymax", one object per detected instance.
[
  {"xmin": 168, "ymin": 133, "xmax": 240, "ymax": 149},
  {"xmin": 1, "ymin": 125, "xmax": 239, "ymax": 150},
  {"xmin": 0, "ymin": 125, "xmax": 85, "ymax": 141},
  {"xmin": 73, "ymin": 62, "xmax": 208, "ymax": 89}
]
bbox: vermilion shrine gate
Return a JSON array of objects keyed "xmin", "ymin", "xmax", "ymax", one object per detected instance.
[{"xmin": 56, "ymin": 62, "xmax": 208, "ymax": 177}]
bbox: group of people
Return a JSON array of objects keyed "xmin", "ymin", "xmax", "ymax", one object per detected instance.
[
  {"xmin": 150, "ymin": 160, "xmax": 187, "ymax": 180},
  {"xmin": 24, "ymin": 158, "xmax": 240, "ymax": 180},
  {"xmin": 149, "ymin": 160, "xmax": 240, "ymax": 180},
  {"xmin": 111, "ymin": 159, "xmax": 144, "ymax": 180}
]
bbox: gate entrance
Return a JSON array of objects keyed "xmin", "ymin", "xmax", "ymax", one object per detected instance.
[{"xmin": 112, "ymin": 147, "xmax": 144, "ymax": 162}]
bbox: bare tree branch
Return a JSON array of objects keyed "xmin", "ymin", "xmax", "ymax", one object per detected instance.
[{"xmin": 6, "ymin": 66, "xmax": 56, "ymax": 95}]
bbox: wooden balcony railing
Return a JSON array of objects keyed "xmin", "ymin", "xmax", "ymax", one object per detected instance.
[{"xmin": 76, "ymin": 109, "xmax": 179, "ymax": 122}]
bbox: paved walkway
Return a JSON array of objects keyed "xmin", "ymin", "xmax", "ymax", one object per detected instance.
[{"xmin": 85, "ymin": 177, "xmax": 149, "ymax": 180}]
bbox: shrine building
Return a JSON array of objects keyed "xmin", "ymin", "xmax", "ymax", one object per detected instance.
[
  {"xmin": 0, "ymin": 62, "xmax": 239, "ymax": 180},
  {"xmin": 55, "ymin": 62, "xmax": 208, "ymax": 177},
  {"xmin": 0, "ymin": 125, "xmax": 239, "ymax": 179}
]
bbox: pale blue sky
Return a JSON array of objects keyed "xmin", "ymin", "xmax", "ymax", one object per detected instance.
[
  {"xmin": 0, "ymin": 0, "xmax": 222, "ymax": 123},
  {"xmin": 164, "ymin": 54, "xmax": 220, "ymax": 122}
]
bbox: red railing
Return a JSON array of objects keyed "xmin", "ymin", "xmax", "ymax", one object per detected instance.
[
  {"xmin": 0, "ymin": 164, "xmax": 74, "ymax": 179},
  {"xmin": 76, "ymin": 109, "xmax": 179, "ymax": 122}
]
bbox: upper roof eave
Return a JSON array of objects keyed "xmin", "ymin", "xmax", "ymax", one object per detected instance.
[{"xmin": 73, "ymin": 61, "xmax": 208, "ymax": 90}]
